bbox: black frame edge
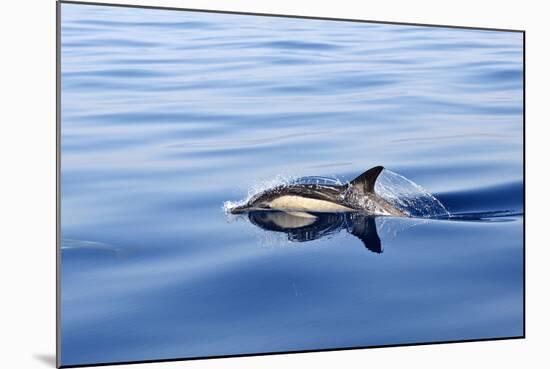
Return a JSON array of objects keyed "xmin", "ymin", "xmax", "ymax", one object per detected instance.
[
  {"xmin": 56, "ymin": 0, "xmax": 62, "ymax": 368},
  {"xmin": 58, "ymin": 0, "xmax": 525, "ymax": 33},
  {"xmin": 59, "ymin": 336, "xmax": 525, "ymax": 368},
  {"xmin": 522, "ymin": 30, "xmax": 526, "ymax": 339}
]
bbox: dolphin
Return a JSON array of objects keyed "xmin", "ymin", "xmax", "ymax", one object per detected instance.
[{"xmin": 230, "ymin": 166, "xmax": 407, "ymax": 217}]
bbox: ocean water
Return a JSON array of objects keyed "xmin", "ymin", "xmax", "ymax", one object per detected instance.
[{"xmin": 59, "ymin": 3, "xmax": 524, "ymax": 366}]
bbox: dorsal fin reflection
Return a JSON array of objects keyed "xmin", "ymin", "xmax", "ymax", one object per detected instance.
[{"xmin": 247, "ymin": 211, "xmax": 382, "ymax": 253}]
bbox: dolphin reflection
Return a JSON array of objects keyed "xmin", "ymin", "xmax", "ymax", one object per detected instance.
[{"xmin": 246, "ymin": 211, "xmax": 383, "ymax": 253}]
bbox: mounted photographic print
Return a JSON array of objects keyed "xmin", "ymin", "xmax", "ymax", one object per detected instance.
[{"xmin": 57, "ymin": 1, "xmax": 525, "ymax": 367}]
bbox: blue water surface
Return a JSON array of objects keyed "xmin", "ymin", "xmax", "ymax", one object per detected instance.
[{"xmin": 60, "ymin": 3, "xmax": 524, "ymax": 366}]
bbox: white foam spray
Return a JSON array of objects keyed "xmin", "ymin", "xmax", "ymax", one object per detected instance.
[{"xmin": 375, "ymin": 169, "xmax": 450, "ymax": 218}]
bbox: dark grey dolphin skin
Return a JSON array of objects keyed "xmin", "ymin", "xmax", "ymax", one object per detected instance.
[
  {"xmin": 247, "ymin": 211, "xmax": 384, "ymax": 253},
  {"xmin": 230, "ymin": 166, "xmax": 407, "ymax": 217}
]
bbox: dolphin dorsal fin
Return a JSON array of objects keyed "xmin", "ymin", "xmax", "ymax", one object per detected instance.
[{"xmin": 349, "ymin": 166, "xmax": 384, "ymax": 193}]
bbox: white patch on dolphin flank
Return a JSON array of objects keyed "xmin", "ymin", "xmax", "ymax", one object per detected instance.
[{"xmin": 269, "ymin": 196, "xmax": 354, "ymax": 213}]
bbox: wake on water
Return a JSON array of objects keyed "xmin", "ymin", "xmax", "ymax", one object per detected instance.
[{"xmin": 223, "ymin": 169, "xmax": 451, "ymax": 219}]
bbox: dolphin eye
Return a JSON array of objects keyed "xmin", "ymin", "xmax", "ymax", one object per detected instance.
[{"xmin": 258, "ymin": 203, "xmax": 271, "ymax": 209}]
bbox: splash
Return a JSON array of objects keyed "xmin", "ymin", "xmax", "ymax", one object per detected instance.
[
  {"xmin": 222, "ymin": 200, "xmax": 244, "ymax": 215},
  {"xmin": 375, "ymin": 169, "xmax": 450, "ymax": 218},
  {"xmin": 289, "ymin": 176, "xmax": 345, "ymax": 186}
]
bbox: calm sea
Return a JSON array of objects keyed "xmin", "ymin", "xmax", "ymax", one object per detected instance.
[{"xmin": 60, "ymin": 3, "xmax": 524, "ymax": 366}]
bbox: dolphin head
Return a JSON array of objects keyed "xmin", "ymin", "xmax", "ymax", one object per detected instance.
[{"xmin": 229, "ymin": 191, "xmax": 274, "ymax": 214}]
